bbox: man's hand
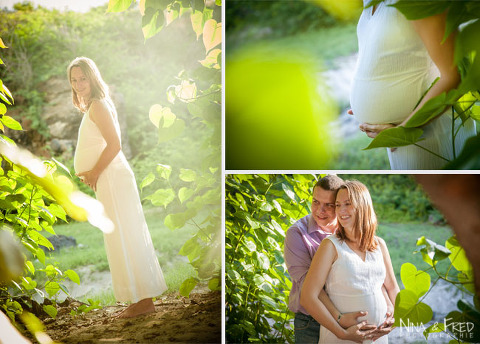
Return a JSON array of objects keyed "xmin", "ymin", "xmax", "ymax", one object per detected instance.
[{"xmin": 339, "ymin": 311, "xmax": 368, "ymax": 328}]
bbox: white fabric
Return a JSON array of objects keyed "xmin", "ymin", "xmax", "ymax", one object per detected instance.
[
  {"xmin": 319, "ymin": 236, "xmax": 387, "ymax": 344},
  {"xmin": 350, "ymin": 0, "xmax": 476, "ymax": 169},
  {"xmin": 74, "ymin": 100, "xmax": 167, "ymax": 303}
]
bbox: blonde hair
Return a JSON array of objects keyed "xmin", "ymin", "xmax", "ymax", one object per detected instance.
[
  {"xmin": 336, "ymin": 180, "xmax": 378, "ymax": 252},
  {"xmin": 67, "ymin": 57, "xmax": 114, "ymax": 113}
]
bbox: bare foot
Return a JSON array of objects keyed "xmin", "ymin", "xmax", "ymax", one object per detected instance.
[{"xmin": 116, "ymin": 298, "xmax": 155, "ymax": 318}]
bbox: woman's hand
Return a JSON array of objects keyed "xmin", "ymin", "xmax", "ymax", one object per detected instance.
[
  {"xmin": 76, "ymin": 170, "xmax": 100, "ymax": 191},
  {"xmin": 359, "ymin": 123, "xmax": 396, "ymax": 138},
  {"xmin": 347, "ymin": 109, "xmax": 396, "ymax": 138},
  {"xmin": 341, "ymin": 322, "xmax": 377, "ymax": 343},
  {"xmin": 366, "ymin": 311, "xmax": 395, "ymax": 341},
  {"xmin": 339, "ymin": 311, "xmax": 368, "ymax": 328}
]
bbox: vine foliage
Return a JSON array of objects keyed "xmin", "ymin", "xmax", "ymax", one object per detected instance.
[
  {"xmin": 226, "ymin": 174, "xmax": 317, "ymax": 343},
  {"xmin": 107, "ymin": 0, "xmax": 222, "ymax": 296},
  {"xmin": 394, "ymin": 235, "xmax": 480, "ymax": 343}
]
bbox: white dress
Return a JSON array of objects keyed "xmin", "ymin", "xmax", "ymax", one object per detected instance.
[
  {"xmin": 74, "ymin": 99, "xmax": 167, "ymax": 303},
  {"xmin": 350, "ymin": 0, "xmax": 476, "ymax": 169},
  {"xmin": 319, "ymin": 236, "xmax": 388, "ymax": 344}
]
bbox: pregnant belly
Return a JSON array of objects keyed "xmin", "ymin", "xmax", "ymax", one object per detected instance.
[
  {"xmin": 330, "ymin": 291, "xmax": 387, "ymax": 327},
  {"xmin": 350, "ymin": 77, "xmax": 425, "ymax": 125},
  {"xmin": 74, "ymin": 145, "xmax": 103, "ymax": 174}
]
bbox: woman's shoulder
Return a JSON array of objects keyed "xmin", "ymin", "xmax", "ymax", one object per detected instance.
[
  {"xmin": 88, "ymin": 98, "xmax": 115, "ymax": 120},
  {"xmin": 374, "ymin": 236, "xmax": 388, "ymax": 253}
]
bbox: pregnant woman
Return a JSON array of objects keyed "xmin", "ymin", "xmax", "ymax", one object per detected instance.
[
  {"xmin": 69, "ymin": 57, "xmax": 167, "ymax": 318},
  {"xmin": 350, "ymin": 0, "xmax": 476, "ymax": 169},
  {"xmin": 301, "ymin": 180, "xmax": 399, "ymax": 343}
]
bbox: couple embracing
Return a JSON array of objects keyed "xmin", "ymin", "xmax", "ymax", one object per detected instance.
[{"xmin": 285, "ymin": 175, "xmax": 400, "ymax": 343}]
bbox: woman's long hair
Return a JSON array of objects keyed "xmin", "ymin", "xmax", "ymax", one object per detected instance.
[
  {"xmin": 336, "ymin": 180, "xmax": 378, "ymax": 252},
  {"xmin": 67, "ymin": 57, "xmax": 114, "ymax": 113}
]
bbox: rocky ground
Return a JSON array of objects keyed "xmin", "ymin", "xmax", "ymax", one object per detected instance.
[{"xmin": 24, "ymin": 291, "xmax": 221, "ymax": 344}]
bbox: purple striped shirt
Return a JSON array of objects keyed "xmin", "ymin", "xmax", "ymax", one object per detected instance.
[{"xmin": 284, "ymin": 214, "xmax": 333, "ymax": 315}]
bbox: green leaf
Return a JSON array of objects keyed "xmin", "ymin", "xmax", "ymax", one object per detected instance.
[
  {"xmin": 416, "ymin": 236, "xmax": 451, "ymax": 264},
  {"xmin": 25, "ymin": 260, "xmax": 35, "ymax": 275},
  {"xmin": 106, "ymin": 0, "xmax": 133, "ymax": 12},
  {"xmin": 400, "ymin": 263, "xmax": 430, "ymax": 298},
  {"xmin": 43, "ymin": 305, "xmax": 57, "ymax": 319},
  {"xmin": 364, "ymin": 127, "xmax": 424, "ymax": 149},
  {"xmin": 272, "ymin": 200, "xmax": 283, "ymax": 214},
  {"xmin": 208, "ymin": 277, "xmax": 220, "ymax": 291},
  {"xmin": 36, "ymin": 247, "xmax": 45, "ymax": 265},
  {"xmin": 0, "ymin": 103, "xmax": 6, "ymax": 115},
  {"xmin": 444, "ymin": 135, "xmax": 480, "ymax": 169},
  {"xmin": 146, "ymin": 188, "xmax": 175, "ymax": 207},
  {"xmin": 140, "ymin": 172, "xmax": 155, "ymax": 190},
  {"xmin": 178, "ymin": 187, "xmax": 194, "ymax": 203},
  {"xmin": 282, "ymin": 183, "xmax": 295, "ymax": 202},
  {"xmin": 179, "ymin": 168, "xmax": 196, "ymax": 182},
  {"xmin": 142, "ymin": 8, "xmax": 164, "ymax": 39},
  {"xmin": 47, "ymin": 203, "xmax": 67, "ymax": 222},
  {"xmin": 390, "ymin": 0, "xmax": 450, "ymax": 20},
  {"xmin": 404, "ymin": 91, "xmax": 460, "ymax": 128},
  {"xmin": 149, "ymin": 104, "xmax": 176, "ymax": 128},
  {"xmin": 157, "ymin": 117, "xmax": 185, "ymax": 143},
  {"xmin": 164, "ymin": 209, "xmax": 195, "ymax": 230},
  {"xmin": 1, "ymin": 115, "xmax": 22, "ymax": 130},
  {"xmin": 191, "ymin": 0, "xmax": 204, "ymax": 12},
  {"xmin": 394, "ymin": 289, "xmax": 433, "ymax": 327},
  {"xmin": 254, "ymin": 252, "xmax": 270, "ymax": 270},
  {"xmin": 52, "ymin": 157, "xmax": 72, "ymax": 177},
  {"xmin": 0, "ymin": 82, "xmax": 13, "ymax": 103},
  {"xmin": 446, "ymin": 236, "xmax": 472, "ymax": 273},
  {"xmin": 45, "ymin": 281, "xmax": 60, "ymax": 297},
  {"xmin": 190, "ymin": 6, "xmax": 212, "ymax": 39},
  {"xmin": 156, "ymin": 164, "xmax": 172, "ymax": 180},
  {"xmin": 179, "ymin": 277, "xmax": 198, "ymax": 297},
  {"xmin": 202, "ymin": 19, "xmax": 221, "ymax": 53},
  {"xmin": 0, "ymin": 92, "xmax": 12, "ymax": 105},
  {"xmin": 65, "ymin": 269, "xmax": 81, "ymax": 285},
  {"xmin": 423, "ymin": 322, "xmax": 445, "ymax": 340}
]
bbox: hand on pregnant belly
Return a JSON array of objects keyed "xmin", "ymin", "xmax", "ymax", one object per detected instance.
[
  {"xmin": 348, "ymin": 109, "xmax": 397, "ymax": 138},
  {"xmin": 76, "ymin": 169, "xmax": 100, "ymax": 192},
  {"xmin": 365, "ymin": 311, "xmax": 394, "ymax": 342}
]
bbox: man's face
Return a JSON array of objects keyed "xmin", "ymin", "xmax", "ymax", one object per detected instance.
[{"xmin": 311, "ymin": 186, "xmax": 337, "ymax": 229}]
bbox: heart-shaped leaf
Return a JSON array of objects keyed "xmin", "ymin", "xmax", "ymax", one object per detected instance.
[
  {"xmin": 394, "ymin": 289, "xmax": 433, "ymax": 327},
  {"xmin": 364, "ymin": 127, "xmax": 424, "ymax": 150},
  {"xmin": 203, "ymin": 19, "xmax": 221, "ymax": 53},
  {"xmin": 401, "ymin": 262, "xmax": 431, "ymax": 298}
]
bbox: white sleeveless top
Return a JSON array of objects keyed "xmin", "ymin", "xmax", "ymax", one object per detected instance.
[
  {"xmin": 319, "ymin": 235, "xmax": 388, "ymax": 344},
  {"xmin": 350, "ymin": 0, "xmax": 438, "ymax": 125},
  {"xmin": 74, "ymin": 99, "xmax": 126, "ymax": 174}
]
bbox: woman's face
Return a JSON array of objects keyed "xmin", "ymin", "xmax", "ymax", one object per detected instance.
[
  {"xmin": 336, "ymin": 189, "xmax": 355, "ymax": 231},
  {"xmin": 70, "ymin": 66, "xmax": 91, "ymax": 100}
]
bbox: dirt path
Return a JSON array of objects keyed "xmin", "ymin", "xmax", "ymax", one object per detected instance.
[{"xmin": 37, "ymin": 291, "xmax": 221, "ymax": 343}]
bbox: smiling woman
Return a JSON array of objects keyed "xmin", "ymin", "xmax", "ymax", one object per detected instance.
[{"xmin": 301, "ymin": 180, "xmax": 400, "ymax": 344}]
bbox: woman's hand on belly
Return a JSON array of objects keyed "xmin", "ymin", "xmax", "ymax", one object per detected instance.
[
  {"xmin": 365, "ymin": 311, "xmax": 394, "ymax": 342},
  {"xmin": 359, "ymin": 122, "xmax": 396, "ymax": 138},
  {"xmin": 76, "ymin": 169, "xmax": 100, "ymax": 192},
  {"xmin": 348, "ymin": 109, "xmax": 397, "ymax": 138}
]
